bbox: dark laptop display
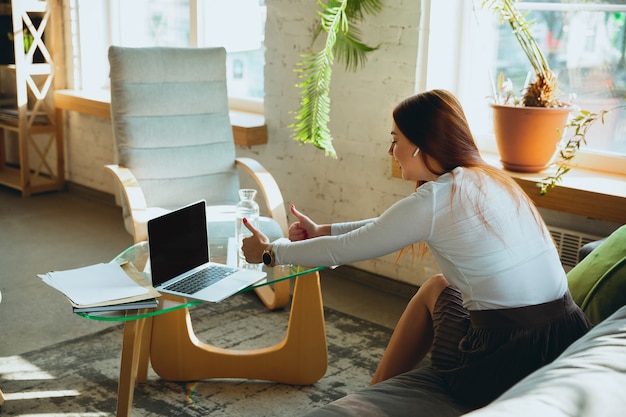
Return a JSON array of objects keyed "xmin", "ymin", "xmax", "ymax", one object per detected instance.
[
  {"xmin": 149, "ymin": 201, "xmax": 209, "ymax": 287},
  {"xmin": 147, "ymin": 201, "xmax": 266, "ymax": 303}
]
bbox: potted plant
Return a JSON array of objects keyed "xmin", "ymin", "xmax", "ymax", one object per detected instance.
[
  {"xmin": 484, "ymin": 0, "xmax": 625, "ymax": 195},
  {"xmin": 483, "ymin": 0, "xmax": 574, "ymax": 174}
]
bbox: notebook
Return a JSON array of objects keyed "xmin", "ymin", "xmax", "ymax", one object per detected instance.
[{"xmin": 147, "ymin": 200, "xmax": 266, "ymax": 303}]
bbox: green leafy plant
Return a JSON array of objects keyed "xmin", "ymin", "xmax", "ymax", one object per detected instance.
[
  {"xmin": 290, "ymin": 0, "xmax": 382, "ymax": 158},
  {"xmin": 539, "ymin": 104, "xmax": 625, "ymax": 194}
]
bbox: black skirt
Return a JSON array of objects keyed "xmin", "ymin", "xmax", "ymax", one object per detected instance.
[{"xmin": 430, "ymin": 286, "xmax": 592, "ymax": 409}]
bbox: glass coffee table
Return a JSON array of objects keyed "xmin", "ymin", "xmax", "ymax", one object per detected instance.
[{"xmin": 79, "ymin": 240, "xmax": 327, "ymax": 417}]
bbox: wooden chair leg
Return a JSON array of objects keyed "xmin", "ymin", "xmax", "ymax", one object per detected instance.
[{"xmin": 149, "ymin": 271, "xmax": 328, "ymax": 384}]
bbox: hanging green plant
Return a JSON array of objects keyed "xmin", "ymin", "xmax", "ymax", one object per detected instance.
[{"xmin": 290, "ymin": 0, "xmax": 382, "ymax": 158}]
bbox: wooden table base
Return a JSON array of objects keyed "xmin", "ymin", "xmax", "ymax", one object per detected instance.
[{"xmin": 115, "ymin": 271, "xmax": 327, "ymax": 417}]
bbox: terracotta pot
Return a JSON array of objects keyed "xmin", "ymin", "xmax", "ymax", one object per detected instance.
[{"xmin": 491, "ymin": 104, "xmax": 572, "ymax": 173}]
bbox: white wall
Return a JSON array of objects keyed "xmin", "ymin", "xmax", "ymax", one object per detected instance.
[
  {"xmin": 58, "ymin": 0, "xmax": 619, "ymax": 286},
  {"xmin": 65, "ymin": 114, "xmax": 116, "ymax": 191}
]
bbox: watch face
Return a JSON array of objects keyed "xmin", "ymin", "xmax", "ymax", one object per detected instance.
[{"xmin": 262, "ymin": 252, "xmax": 272, "ymax": 265}]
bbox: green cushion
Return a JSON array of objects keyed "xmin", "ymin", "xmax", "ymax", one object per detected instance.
[{"xmin": 567, "ymin": 225, "xmax": 626, "ymax": 325}]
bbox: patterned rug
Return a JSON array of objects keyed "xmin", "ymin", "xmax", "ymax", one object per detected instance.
[{"xmin": 0, "ymin": 291, "xmax": 393, "ymax": 416}]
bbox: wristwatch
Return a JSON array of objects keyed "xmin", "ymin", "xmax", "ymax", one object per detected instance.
[{"xmin": 262, "ymin": 248, "xmax": 275, "ymax": 267}]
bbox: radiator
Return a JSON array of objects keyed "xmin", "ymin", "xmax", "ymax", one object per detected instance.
[{"xmin": 548, "ymin": 226, "xmax": 604, "ymax": 270}]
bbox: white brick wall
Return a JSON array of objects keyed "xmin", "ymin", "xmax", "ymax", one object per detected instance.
[{"xmin": 65, "ymin": 113, "xmax": 116, "ymax": 192}]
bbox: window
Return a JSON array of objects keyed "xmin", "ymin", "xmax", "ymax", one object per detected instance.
[
  {"xmin": 424, "ymin": 1, "xmax": 626, "ymax": 175},
  {"xmin": 73, "ymin": 0, "xmax": 266, "ymax": 113}
]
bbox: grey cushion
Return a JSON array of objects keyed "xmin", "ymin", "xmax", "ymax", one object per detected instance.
[
  {"xmin": 464, "ymin": 304, "xmax": 626, "ymax": 417},
  {"xmin": 302, "ymin": 361, "xmax": 470, "ymax": 417},
  {"xmin": 579, "ymin": 237, "xmax": 607, "ymax": 261},
  {"xmin": 109, "ymin": 46, "xmax": 240, "ymax": 210}
]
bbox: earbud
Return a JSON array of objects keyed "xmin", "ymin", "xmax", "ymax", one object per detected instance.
[{"xmin": 412, "ymin": 148, "xmax": 420, "ymax": 157}]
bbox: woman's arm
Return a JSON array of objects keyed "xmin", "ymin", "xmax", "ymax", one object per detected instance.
[{"xmin": 273, "ymin": 191, "xmax": 435, "ymax": 267}]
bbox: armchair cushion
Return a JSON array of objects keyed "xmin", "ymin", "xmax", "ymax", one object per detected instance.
[
  {"xmin": 464, "ymin": 304, "xmax": 626, "ymax": 417},
  {"xmin": 126, "ymin": 204, "xmax": 284, "ymax": 249},
  {"xmin": 109, "ymin": 46, "xmax": 240, "ymax": 210},
  {"xmin": 567, "ymin": 225, "xmax": 626, "ymax": 325}
]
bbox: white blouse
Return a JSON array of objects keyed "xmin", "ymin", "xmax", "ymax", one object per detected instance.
[{"xmin": 272, "ymin": 167, "xmax": 568, "ymax": 310}]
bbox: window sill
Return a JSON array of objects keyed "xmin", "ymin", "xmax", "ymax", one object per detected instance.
[
  {"xmin": 391, "ymin": 155, "xmax": 626, "ymax": 224},
  {"xmin": 53, "ymin": 89, "xmax": 267, "ymax": 146}
]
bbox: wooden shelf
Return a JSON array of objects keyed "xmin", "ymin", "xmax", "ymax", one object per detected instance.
[
  {"xmin": 0, "ymin": 165, "xmax": 61, "ymax": 194},
  {"xmin": 0, "ymin": 108, "xmax": 54, "ymax": 129},
  {"xmin": 54, "ymin": 89, "xmax": 269, "ymax": 146},
  {"xmin": 0, "ymin": 0, "xmax": 64, "ymax": 197},
  {"xmin": 391, "ymin": 155, "xmax": 626, "ymax": 224}
]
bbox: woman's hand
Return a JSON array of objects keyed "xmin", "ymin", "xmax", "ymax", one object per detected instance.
[
  {"xmin": 241, "ymin": 218, "xmax": 270, "ymax": 264},
  {"xmin": 288, "ymin": 204, "xmax": 325, "ymax": 241}
]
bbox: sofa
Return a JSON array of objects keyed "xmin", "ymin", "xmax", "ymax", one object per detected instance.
[{"xmin": 303, "ymin": 224, "xmax": 626, "ymax": 417}]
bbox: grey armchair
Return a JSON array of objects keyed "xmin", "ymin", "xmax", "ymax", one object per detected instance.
[{"xmin": 105, "ymin": 46, "xmax": 289, "ymax": 309}]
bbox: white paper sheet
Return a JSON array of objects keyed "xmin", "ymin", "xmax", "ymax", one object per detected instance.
[{"xmin": 38, "ymin": 262, "xmax": 149, "ymax": 306}]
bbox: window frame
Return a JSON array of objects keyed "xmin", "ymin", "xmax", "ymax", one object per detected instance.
[
  {"xmin": 422, "ymin": 0, "xmax": 626, "ymax": 176},
  {"xmin": 71, "ymin": 0, "xmax": 265, "ymax": 115}
]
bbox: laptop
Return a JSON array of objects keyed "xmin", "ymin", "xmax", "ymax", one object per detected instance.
[{"xmin": 147, "ymin": 200, "xmax": 266, "ymax": 303}]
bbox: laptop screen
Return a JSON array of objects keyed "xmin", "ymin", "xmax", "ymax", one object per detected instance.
[{"xmin": 147, "ymin": 201, "xmax": 209, "ymax": 286}]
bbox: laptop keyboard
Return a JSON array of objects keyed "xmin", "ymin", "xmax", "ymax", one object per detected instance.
[{"xmin": 164, "ymin": 265, "xmax": 238, "ymax": 294}]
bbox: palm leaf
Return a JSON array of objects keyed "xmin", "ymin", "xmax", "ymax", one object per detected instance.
[
  {"xmin": 335, "ymin": 26, "xmax": 378, "ymax": 71},
  {"xmin": 290, "ymin": 0, "xmax": 381, "ymax": 157},
  {"xmin": 342, "ymin": 0, "xmax": 382, "ymax": 21}
]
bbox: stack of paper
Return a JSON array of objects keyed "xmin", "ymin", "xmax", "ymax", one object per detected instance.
[{"xmin": 38, "ymin": 261, "xmax": 160, "ymax": 313}]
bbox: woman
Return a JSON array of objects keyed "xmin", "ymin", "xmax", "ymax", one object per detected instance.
[{"xmin": 241, "ymin": 89, "xmax": 591, "ymax": 409}]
